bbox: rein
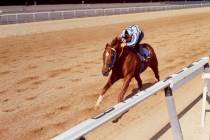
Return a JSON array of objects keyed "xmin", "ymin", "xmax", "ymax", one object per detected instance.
[
  {"xmin": 119, "ymin": 47, "xmax": 124, "ymax": 57},
  {"xmin": 105, "ymin": 47, "xmax": 117, "ymax": 69},
  {"xmin": 105, "ymin": 45, "xmax": 124, "ymax": 69}
]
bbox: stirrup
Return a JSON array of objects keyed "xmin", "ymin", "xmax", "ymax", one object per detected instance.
[{"xmin": 144, "ymin": 56, "xmax": 150, "ymax": 62}]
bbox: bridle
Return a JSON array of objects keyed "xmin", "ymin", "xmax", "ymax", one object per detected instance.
[{"xmin": 105, "ymin": 47, "xmax": 117, "ymax": 69}]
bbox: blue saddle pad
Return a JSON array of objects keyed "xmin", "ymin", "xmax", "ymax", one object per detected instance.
[
  {"xmin": 136, "ymin": 46, "xmax": 150, "ymax": 57},
  {"xmin": 142, "ymin": 47, "xmax": 150, "ymax": 58},
  {"xmin": 138, "ymin": 46, "xmax": 150, "ymax": 73}
]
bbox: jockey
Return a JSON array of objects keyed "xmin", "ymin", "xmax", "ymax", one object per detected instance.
[{"xmin": 120, "ymin": 25, "xmax": 147, "ymax": 61}]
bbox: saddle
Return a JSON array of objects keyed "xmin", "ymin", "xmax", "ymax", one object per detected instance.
[
  {"xmin": 134, "ymin": 44, "xmax": 151, "ymax": 72},
  {"xmin": 134, "ymin": 44, "xmax": 150, "ymax": 60}
]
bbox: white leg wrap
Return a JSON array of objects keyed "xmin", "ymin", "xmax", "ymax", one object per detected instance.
[{"xmin": 95, "ymin": 95, "xmax": 103, "ymax": 107}]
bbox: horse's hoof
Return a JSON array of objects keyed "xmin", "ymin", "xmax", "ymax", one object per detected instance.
[
  {"xmin": 79, "ymin": 136, "xmax": 86, "ymax": 140},
  {"xmin": 112, "ymin": 119, "xmax": 119, "ymax": 123}
]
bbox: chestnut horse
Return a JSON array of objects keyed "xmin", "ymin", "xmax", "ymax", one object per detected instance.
[{"xmin": 95, "ymin": 37, "xmax": 160, "ymax": 107}]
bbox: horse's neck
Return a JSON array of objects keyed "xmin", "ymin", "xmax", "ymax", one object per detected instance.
[
  {"xmin": 117, "ymin": 48, "xmax": 136, "ymax": 60},
  {"xmin": 124, "ymin": 48, "xmax": 135, "ymax": 55}
]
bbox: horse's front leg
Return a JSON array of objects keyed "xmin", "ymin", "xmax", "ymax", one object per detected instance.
[
  {"xmin": 95, "ymin": 74, "xmax": 119, "ymax": 108},
  {"xmin": 118, "ymin": 74, "xmax": 133, "ymax": 102}
]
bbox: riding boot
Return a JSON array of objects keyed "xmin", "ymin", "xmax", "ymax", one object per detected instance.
[
  {"xmin": 138, "ymin": 45, "xmax": 147, "ymax": 62},
  {"xmin": 137, "ymin": 53, "xmax": 146, "ymax": 62}
]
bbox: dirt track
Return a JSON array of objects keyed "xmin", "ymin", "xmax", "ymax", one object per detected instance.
[{"xmin": 0, "ymin": 7, "xmax": 210, "ymax": 140}]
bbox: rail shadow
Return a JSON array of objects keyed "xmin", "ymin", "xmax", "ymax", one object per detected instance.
[
  {"xmin": 149, "ymin": 93, "xmax": 203, "ymax": 140},
  {"xmin": 127, "ymin": 82, "xmax": 156, "ymax": 99},
  {"xmin": 112, "ymin": 82, "xmax": 156, "ymax": 123},
  {"xmin": 206, "ymin": 110, "xmax": 210, "ymax": 112}
]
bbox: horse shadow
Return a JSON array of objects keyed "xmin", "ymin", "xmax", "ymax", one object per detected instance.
[
  {"xmin": 112, "ymin": 82, "xmax": 157, "ymax": 123},
  {"xmin": 126, "ymin": 82, "xmax": 156, "ymax": 100}
]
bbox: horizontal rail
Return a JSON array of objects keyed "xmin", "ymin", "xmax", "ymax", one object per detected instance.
[
  {"xmin": 52, "ymin": 56, "xmax": 209, "ymax": 140},
  {"xmin": 1, "ymin": 3, "xmax": 210, "ymax": 16},
  {"xmin": 1, "ymin": 3, "xmax": 210, "ymax": 25},
  {"xmin": 170, "ymin": 57, "xmax": 209, "ymax": 90}
]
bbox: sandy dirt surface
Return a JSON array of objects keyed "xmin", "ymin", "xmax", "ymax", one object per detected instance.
[{"xmin": 0, "ymin": 7, "xmax": 210, "ymax": 140}]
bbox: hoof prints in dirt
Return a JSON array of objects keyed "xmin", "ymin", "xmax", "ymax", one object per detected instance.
[
  {"xmin": 85, "ymin": 94, "xmax": 98, "ymax": 102},
  {"xmin": 0, "ymin": 71, "xmax": 10, "ymax": 75},
  {"xmin": 25, "ymin": 96, "xmax": 37, "ymax": 101},
  {"xmin": 55, "ymin": 86, "xmax": 65, "ymax": 90},
  {"xmin": 75, "ymin": 64, "xmax": 82, "ymax": 67},
  {"xmin": 17, "ymin": 76, "xmax": 39, "ymax": 85},
  {"xmin": 2, "ymin": 108, "xmax": 16, "ymax": 113},
  {"xmin": 72, "ymin": 70, "xmax": 83, "ymax": 74},
  {"xmin": 43, "ymin": 105, "xmax": 70, "ymax": 119},
  {"xmin": 47, "ymin": 59, "xmax": 56, "ymax": 63},
  {"xmin": 0, "ymin": 90, "xmax": 7, "ymax": 94},
  {"xmin": 0, "ymin": 56, "xmax": 8, "ymax": 59},
  {"xmin": 89, "ymin": 74, "xmax": 98, "ymax": 77},
  {"xmin": 69, "ymin": 56, "xmax": 78, "ymax": 59},
  {"xmin": 84, "ymin": 66, "xmax": 91, "ymax": 69},
  {"xmin": 30, "ymin": 127, "xmax": 46, "ymax": 135},
  {"xmin": 83, "ymin": 60, "xmax": 100, "ymax": 65},
  {"xmin": 31, "ymin": 80, "xmax": 46, "ymax": 86},
  {"xmin": 70, "ymin": 78, "xmax": 81, "ymax": 82},
  {"xmin": 48, "ymin": 68, "xmax": 72, "ymax": 78},
  {"xmin": 16, "ymin": 88, "xmax": 28, "ymax": 93},
  {"xmin": 27, "ymin": 65, "xmax": 38, "ymax": 69},
  {"xmin": 57, "ymin": 105, "xmax": 70, "ymax": 111},
  {"xmin": 2, "ymin": 98, "xmax": 9, "ymax": 102},
  {"xmin": 52, "ymin": 120, "xmax": 68, "ymax": 129},
  {"xmin": 44, "ymin": 111, "xmax": 56, "ymax": 118}
]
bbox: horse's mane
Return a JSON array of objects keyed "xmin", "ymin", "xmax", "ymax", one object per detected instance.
[
  {"xmin": 110, "ymin": 37, "xmax": 121, "ymax": 47},
  {"xmin": 109, "ymin": 36, "xmax": 135, "ymax": 54}
]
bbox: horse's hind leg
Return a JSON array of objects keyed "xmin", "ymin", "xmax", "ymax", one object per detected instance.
[
  {"xmin": 118, "ymin": 74, "xmax": 133, "ymax": 102},
  {"xmin": 149, "ymin": 56, "xmax": 160, "ymax": 81},
  {"xmin": 95, "ymin": 74, "xmax": 119, "ymax": 108},
  {"xmin": 113, "ymin": 75, "xmax": 133, "ymax": 123},
  {"xmin": 135, "ymin": 74, "xmax": 142, "ymax": 90}
]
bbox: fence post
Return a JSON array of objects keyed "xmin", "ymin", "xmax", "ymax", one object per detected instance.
[
  {"xmin": 32, "ymin": 13, "xmax": 35, "ymax": 22},
  {"xmin": 112, "ymin": 8, "xmax": 115, "ymax": 15},
  {"xmin": 201, "ymin": 65, "xmax": 210, "ymax": 127},
  {"xmin": 73, "ymin": 10, "xmax": 76, "ymax": 18},
  {"xmin": 61, "ymin": 11, "xmax": 64, "ymax": 19},
  {"xmin": 15, "ymin": 14, "xmax": 18, "ymax": 23},
  {"xmin": 94, "ymin": 9, "xmax": 96, "ymax": 16},
  {"xmin": 6, "ymin": 15, "xmax": 9, "ymax": 24},
  {"xmin": 164, "ymin": 87, "xmax": 183, "ymax": 140},
  {"xmin": 201, "ymin": 79, "xmax": 208, "ymax": 127},
  {"xmin": 47, "ymin": 12, "xmax": 50, "ymax": 20}
]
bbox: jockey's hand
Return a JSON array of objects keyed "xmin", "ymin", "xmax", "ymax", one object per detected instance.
[{"xmin": 121, "ymin": 42, "xmax": 127, "ymax": 48}]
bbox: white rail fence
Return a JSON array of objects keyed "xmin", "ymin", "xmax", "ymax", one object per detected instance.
[
  {"xmin": 52, "ymin": 56, "xmax": 209, "ymax": 140},
  {"xmin": 1, "ymin": 3, "xmax": 210, "ymax": 24},
  {"xmin": 201, "ymin": 68, "xmax": 210, "ymax": 127}
]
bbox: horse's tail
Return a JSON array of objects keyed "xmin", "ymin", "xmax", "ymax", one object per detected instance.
[
  {"xmin": 142, "ymin": 43, "xmax": 160, "ymax": 81},
  {"xmin": 142, "ymin": 43, "xmax": 157, "ymax": 60}
]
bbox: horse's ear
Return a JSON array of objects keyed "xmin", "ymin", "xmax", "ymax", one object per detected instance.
[
  {"xmin": 116, "ymin": 36, "xmax": 122, "ymax": 43},
  {"xmin": 105, "ymin": 43, "xmax": 109, "ymax": 48},
  {"xmin": 111, "ymin": 37, "xmax": 119, "ymax": 46}
]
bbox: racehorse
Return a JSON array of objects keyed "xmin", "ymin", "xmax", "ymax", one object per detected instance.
[{"xmin": 95, "ymin": 37, "xmax": 160, "ymax": 108}]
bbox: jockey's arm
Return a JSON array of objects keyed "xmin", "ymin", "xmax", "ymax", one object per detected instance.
[{"xmin": 126, "ymin": 32, "xmax": 140, "ymax": 47}]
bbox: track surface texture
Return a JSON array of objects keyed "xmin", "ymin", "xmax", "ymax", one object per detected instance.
[{"xmin": 0, "ymin": 7, "xmax": 210, "ymax": 140}]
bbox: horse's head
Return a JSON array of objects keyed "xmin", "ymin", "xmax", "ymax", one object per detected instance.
[
  {"xmin": 102, "ymin": 37, "xmax": 121, "ymax": 76},
  {"xmin": 102, "ymin": 43, "xmax": 117, "ymax": 76}
]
